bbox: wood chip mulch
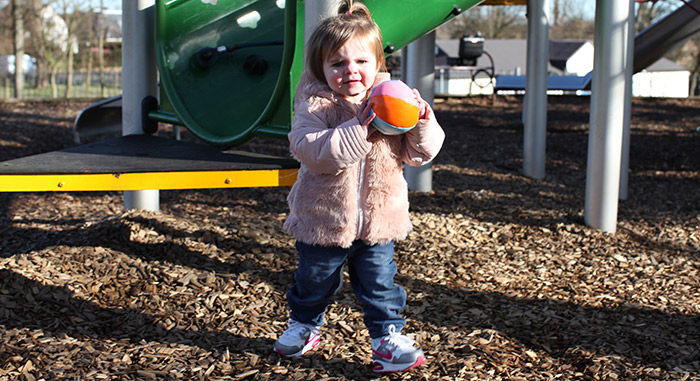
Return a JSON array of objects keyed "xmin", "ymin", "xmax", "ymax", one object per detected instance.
[{"xmin": 0, "ymin": 96, "xmax": 698, "ymax": 380}]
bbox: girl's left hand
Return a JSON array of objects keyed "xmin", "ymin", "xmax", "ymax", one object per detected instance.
[{"xmin": 412, "ymin": 89, "xmax": 429, "ymax": 120}]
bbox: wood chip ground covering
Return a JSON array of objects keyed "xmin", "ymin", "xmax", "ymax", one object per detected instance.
[{"xmin": 0, "ymin": 96, "xmax": 698, "ymax": 380}]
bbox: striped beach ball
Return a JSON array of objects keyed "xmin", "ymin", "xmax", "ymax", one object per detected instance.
[{"xmin": 368, "ymin": 80, "xmax": 419, "ymax": 135}]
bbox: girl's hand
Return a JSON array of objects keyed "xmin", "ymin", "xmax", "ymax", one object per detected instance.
[
  {"xmin": 359, "ymin": 98, "xmax": 378, "ymax": 137},
  {"xmin": 412, "ymin": 89, "xmax": 429, "ymax": 120}
]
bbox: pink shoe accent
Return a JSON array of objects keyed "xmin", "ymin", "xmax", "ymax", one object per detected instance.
[
  {"xmin": 372, "ymin": 348, "xmax": 393, "ymax": 360},
  {"xmin": 308, "ymin": 335, "xmax": 321, "ymax": 348},
  {"xmin": 403, "ymin": 355, "xmax": 426, "ymax": 371},
  {"xmin": 372, "ymin": 355, "xmax": 426, "ymax": 373},
  {"xmin": 373, "ymin": 336, "xmax": 393, "ymax": 359}
]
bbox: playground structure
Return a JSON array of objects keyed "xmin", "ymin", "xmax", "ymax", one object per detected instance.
[
  {"xmin": 1, "ymin": 0, "xmax": 699, "ymax": 234},
  {"xmin": 1, "ymin": 0, "xmax": 484, "ymax": 198}
]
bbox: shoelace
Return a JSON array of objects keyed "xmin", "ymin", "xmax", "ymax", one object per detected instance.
[{"xmin": 382, "ymin": 325, "xmax": 416, "ymax": 351}]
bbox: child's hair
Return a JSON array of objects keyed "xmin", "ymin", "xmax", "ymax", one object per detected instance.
[{"xmin": 305, "ymin": 0, "xmax": 387, "ymax": 84}]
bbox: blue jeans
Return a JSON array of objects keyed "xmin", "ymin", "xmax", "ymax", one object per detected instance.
[{"xmin": 287, "ymin": 240, "xmax": 407, "ymax": 339}]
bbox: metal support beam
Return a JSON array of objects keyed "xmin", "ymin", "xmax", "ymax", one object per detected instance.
[
  {"xmin": 402, "ymin": 31, "xmax": 436, "ymax": 192},
  {"xmin": 585, "ymin": 0, "xmax": 634, "ymax": 233},
  {"xmin": 619, "ymin": 3, "xmax": 635, "ymax": 201},
  {"xmin": 121, "ymin": 0, "xmax": 159, "ymax": 211},
  {"xmin": 522, "ymin": 0, "xmax": 550, "ymax": 179},
  {"xmin": 304, "ymin": 0, "xmax": 340, "ymax": 46}
]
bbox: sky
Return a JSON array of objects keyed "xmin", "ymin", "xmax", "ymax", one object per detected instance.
[
  {"xmin": 102, "ymin": 0, "xmax": 122, "ymax": 10},
  {"xmin": 579, "ymin": 1, "xmax": 596, "ymax": 20}
]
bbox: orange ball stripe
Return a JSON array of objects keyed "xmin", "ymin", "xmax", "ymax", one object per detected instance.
[{"xmin": 370, "ymin": 95, "xmax": 420, "ymax": 128}]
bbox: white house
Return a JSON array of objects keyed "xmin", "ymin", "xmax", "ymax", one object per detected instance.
[
  {"xmin": 633, "ymin": 59, "xmax": 691, "ymax": 98},
  {"xmin": 549, "ymin": 40, "xmax": 595, "ymax": 76}
]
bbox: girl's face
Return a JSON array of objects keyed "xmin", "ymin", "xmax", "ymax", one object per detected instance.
[{"xmin": 323, "ymin": 37, "xmax": 379, "ymax": 103}]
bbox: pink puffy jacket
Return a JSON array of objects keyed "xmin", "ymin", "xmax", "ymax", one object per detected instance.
[{"xmin": 283, "ymin": 72, "xmax": 445, "ymax": 248}]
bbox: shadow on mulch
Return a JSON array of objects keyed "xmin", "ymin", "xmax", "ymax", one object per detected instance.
[
  {"xmin": 0, "ymin": 269, "xmax": 278, "ymax": 362},
  {"xmin": 1, "ymin": 256, "xmax": 697, "ymax": 376},
  {"xmin": 401, "ymin": 274, "xmax": 699, "ymax": 374},
  {"xmin": 0, "ymin": 102, "xmax": 88, "ymax": 162},
  {"xmin": 2, "ymin": 212, "xmax": 698, "ymax": 373},
  {"xmin": 1, "ymin": 213, "xmax": 268, "ymax": 274}
]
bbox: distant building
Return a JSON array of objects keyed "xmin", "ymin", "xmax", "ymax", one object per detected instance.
[
  {"xmin": 433, "ymin": 39, "xmax": 690, "ymax": 98},
  {"xmin": 632, "ymin": 59, "xmax": 690, "ymax": 98},
  {"xmin": 100, "ymin": 9, "xmax": 123, "ymax": 44}
]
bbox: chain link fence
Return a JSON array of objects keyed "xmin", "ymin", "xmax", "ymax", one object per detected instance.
[{"xmin": 0, "ymin": 68, "xmax": 123, "ymax": 100}]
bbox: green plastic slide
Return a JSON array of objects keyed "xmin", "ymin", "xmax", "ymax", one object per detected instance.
[{"xmin": 154, "ymin": 0, "xmax": 483, "ymax": 146}]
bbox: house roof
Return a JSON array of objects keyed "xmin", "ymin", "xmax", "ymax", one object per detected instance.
[
  {"xmin": 645, "ymin": 57, "xmax": 685, "ymax": 71},
  {"xmin": 435, "ymin": 39, "xmax": 687, "ymax": 75},
  {"xmin": 549, "ymin": 40, "xmax": 588, "ymax": 71},
  {"xmin": 436, "ymin": 39, "xmax": 562, "ymax": 75}
]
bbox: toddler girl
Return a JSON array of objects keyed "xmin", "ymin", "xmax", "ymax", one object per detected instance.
[{"xmin": 274, "ymin": 0, "xmax": 445, "ymax": 373}]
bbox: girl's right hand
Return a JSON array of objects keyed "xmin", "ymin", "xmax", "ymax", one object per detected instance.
[{"xmin": 359, "ymin": 98, "xmax": 377, "ymax": 137}]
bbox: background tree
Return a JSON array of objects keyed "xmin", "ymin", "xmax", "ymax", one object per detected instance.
[
  {"xmin": 27, "ymin": 0, "xmax": 48, "ymax": 89},
  {"xmin": 37, "ymin": 4, "xmax": 69, "ymax": 98},
  {"xmin": 437, "ymin": 3, "xmax": 597, "ymax": 41},
  {"xmin": 635, "ymin": 0, "xmax": 677, "ymax": 31},
  {"xmin": 97, "ymin": 0, "xmax": 106, "ymax": 97},
  {"xmin": 437, "ymin": 4, "xmax": 527, "ymax": 40},
  {"xmin": 82, "ymin": 0, "xmax": 97, "ymax": 95},
  {"xmin": 550, "ymin": 0, "xmax": 595, "ymax": 39},
  {"xmin": 12, "ymin": 0, "xmax": 24, "ymax": 98},
  {"xmin": 53, "ymin": 0, "xmax": 90, "ymax": 98},
  {"xmin": 0, "ymin": 5, "xmax": 12, "ymax": 53},
  {"xmin": 688, "ymin": 40, "xmax": 700, "ymax": 95},
  {"xmin": 78, "ymin": 0, "xmax": 106, "ymax": 97}
]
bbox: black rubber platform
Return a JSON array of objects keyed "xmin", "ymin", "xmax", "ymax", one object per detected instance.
[{"xmin": 0, "ymin": 134, "xmax": 299, "ymax": 175}]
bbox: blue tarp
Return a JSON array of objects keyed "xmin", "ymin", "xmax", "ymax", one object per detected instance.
[{"xmin": 495, "ymin": 73, "xmax": 592, "ymax": 90}]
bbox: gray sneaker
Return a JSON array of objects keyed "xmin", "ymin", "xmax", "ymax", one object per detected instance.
[
  {"xmin": 273, "ymin": 320, "xmax": 321, "ymax": 357},
  {"xmin": 371, "ymin": 325, "xmax": 426, "ymax": 373}
]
